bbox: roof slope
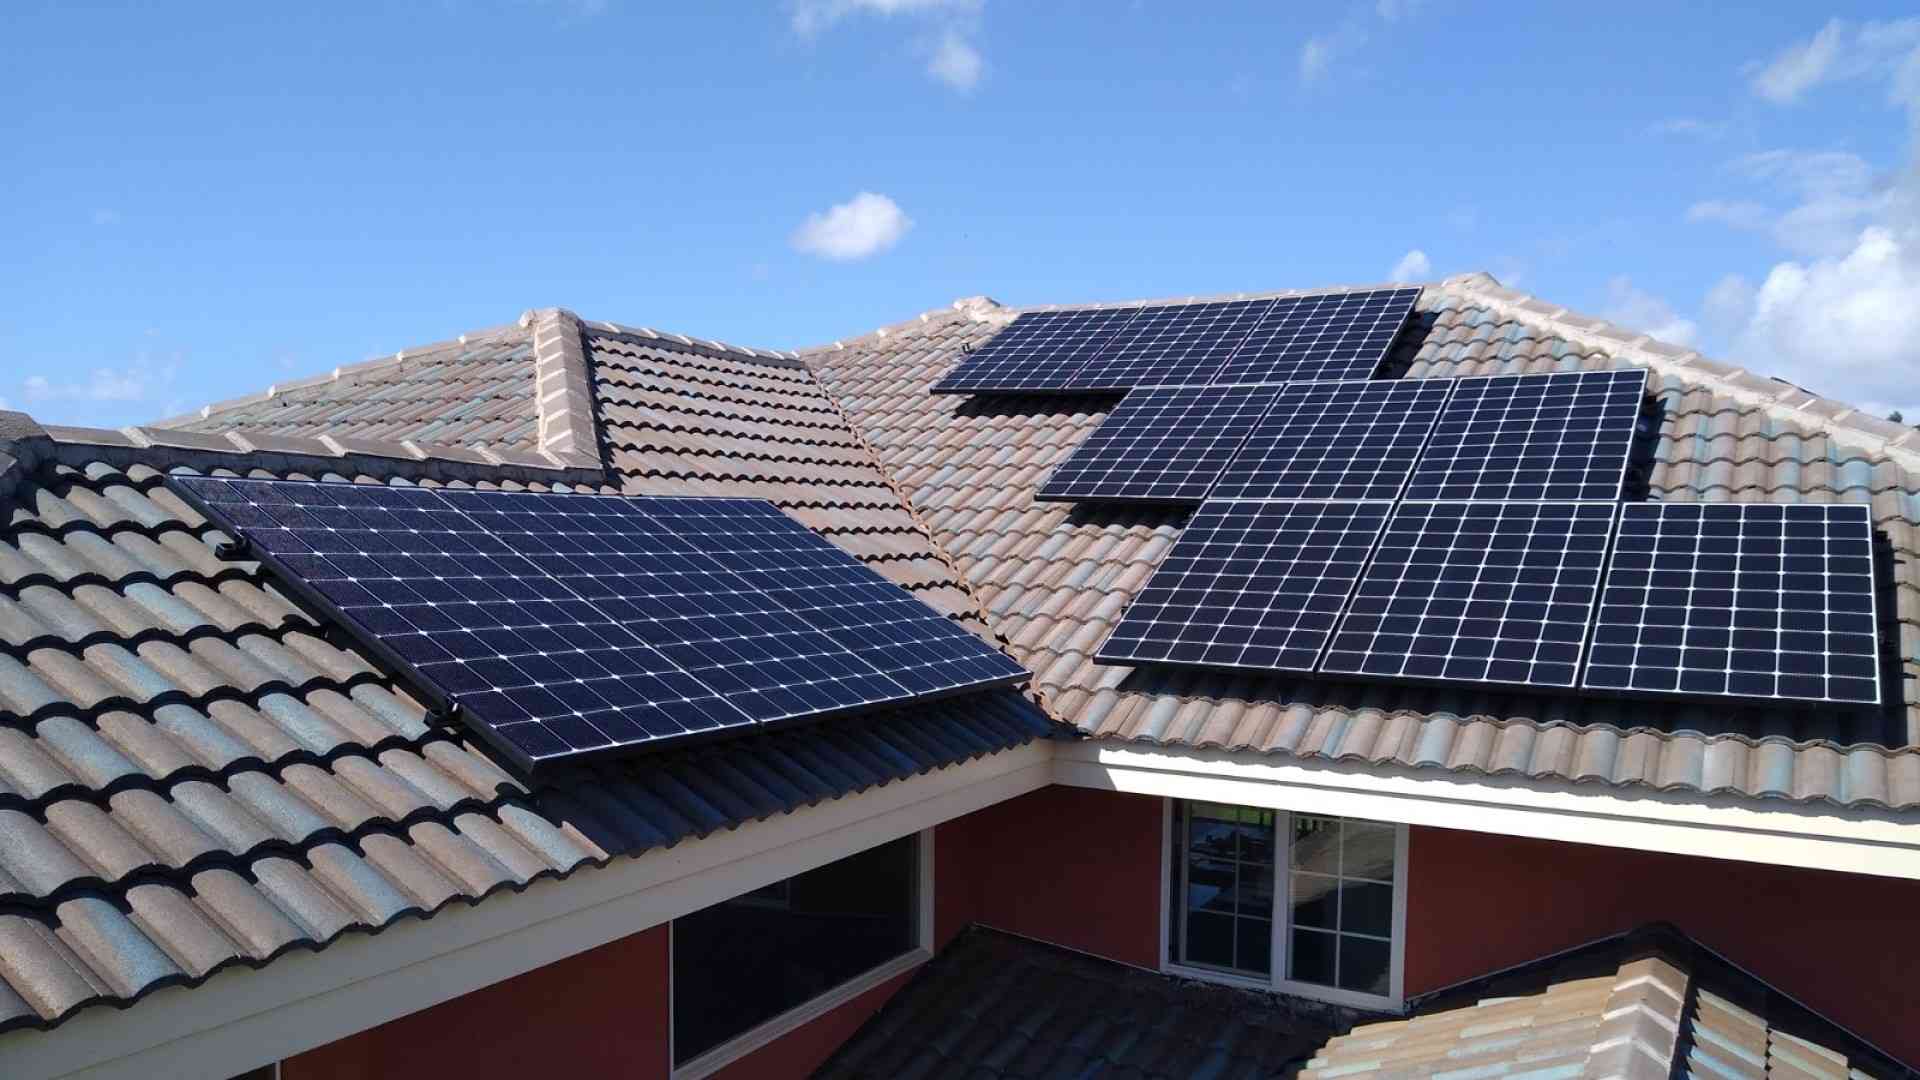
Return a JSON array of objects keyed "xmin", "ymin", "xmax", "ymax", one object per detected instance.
[
  {"xmin": 821, "ymin": 925, "xmax": 1915, "ymax": 1080},
  {"xmin": 0, "ymin": 306, "xmax": 1051, "ymax": 1032},
  {"xmin": 804, "ymin": 276, "xmax": 1920, "ymax": 810}
]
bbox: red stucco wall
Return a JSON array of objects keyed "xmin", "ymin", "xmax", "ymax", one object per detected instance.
[
  {"xmin": 1406, "ymin": 825, "xmax": 1920, "ymax": 1065},
  {"xmin": 283, "ymin": 923, "xmax": 672, "ymax": 1079},
  {"xmin": 935, "ymin": 784, "xmax": 1163, "ymax": 968}
]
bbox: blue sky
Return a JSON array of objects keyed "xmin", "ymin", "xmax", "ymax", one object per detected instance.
[{"xmin": 5, "ymin": 1, "xmax": 1919, "ymax": 425}]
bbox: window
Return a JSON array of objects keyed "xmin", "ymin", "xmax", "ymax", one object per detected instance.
[
  {"xmin": 1166, "ymin": 800, "xmax": 1405, "ymax": 1006},
  {"xmin": 672, "ymin": 832, "xmax": 929, "ymax": 1074}
]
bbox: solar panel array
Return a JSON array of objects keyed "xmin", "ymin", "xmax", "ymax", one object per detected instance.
[
  {"xmin": 1583, "ymin": 503, "xmax": 1880, "ymax": 704},
  {"xmin": 1210, "ymin": 379, "xmax": 1453, "ymax": 502},
  {"xmin": 1320, "ymin": 502, "xmax": 1615, "ymax": 688},
  {"xmin": 1095, "ymin": 501, "xmax": 1393, "ymax": 671},
  {"xmin": 172, "ymin": 478, "xmax": 1026, "ymax": 770},
  {"xmin": 1035, "ymin": 384, "xmax": 1286, "ymax": 504},
  {"xmin": 1403, "ymin": 369, "xmax": 1648, "ymax": 502},
  {"xmin": 931, "ymin": 288, "xmax": 1420, "ymax": 395}
]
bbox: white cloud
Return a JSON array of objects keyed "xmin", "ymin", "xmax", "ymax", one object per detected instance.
[
  {"xmin": 791, "ymin": 0, "xmax": 985, "ymax": 92},
  {"xmin": 1688, "ymin": 150, "xmax": 1889, "ymax": 258},
  {"xmin": 927, "ymin": 30, "xmax": 981, "ymax": 90},
  {"xmin": 1298, "ymin": 35, "xmax": 1337, "ymax": 83},
  {"xmin": 19, "ymin": 353, "xmax": 182, "ymax": 408},
  {"xmin": 1601, "ymin": 276, "xmax": 1698, "ymax": 348},
  {"xmin": 1374, "ymin": 0, "xmax": 1418, "ymax": 22},
  {"xmin": 791, "ymin": 191, "xmax": 913, "ymax": 260},
  {"xmin": 1749, "ymin": 17, "xmax": 1920, "ymax": 103},
  {"xmin": 1649, "ymin": 117, "xmax": 1723, "ymax": 139},
  {"xmin": 1685, "ymin": 199, "xmax": 1772, "ymax": 231},
  {"xmin": 1298, "ymin": 1, "xmax": 1424, "ymax": 86},
  {"xmin": 1387, "ymin": 249, "xmax": 1431, "ymax": 282}
]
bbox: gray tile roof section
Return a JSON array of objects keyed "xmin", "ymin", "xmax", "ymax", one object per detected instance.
[
  {"xmin": 803, "ymin": 274, "xmax": 1920, "ymax": 811},
  {"xmin": 0, "ymin": 302, "xmax": 1053, "ymax": 1033}
]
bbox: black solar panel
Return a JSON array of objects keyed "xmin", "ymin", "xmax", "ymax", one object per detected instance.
[
  {"xmin": 1320, "ymin": 502, "xmax": 1614, "ymax": 688},
  {"xmin": 930, "ymin": 307, "xmax": 1142, "ymax": 394},
  {"xmin": 1035, "ymin": 384, "xmax": 1286, "ymax": 504},
  {"xmin": 171, "ymin": 478, "xmax": 1026, "ymax": 769},
  {"xmin": 1064, "ymin": 300, "xmax": 1277, "ymax": 390},
  {"xmin": 1210, "ymin": 379, "xmax": 1454, "ymax": 502},
  {"xmin": 1403, "ymin": 369, "xmax": 1648, "ymax": 502},
  {"xmin": 1582, "ymin": 503, "xmax": 1880, "ymax": 704},
  {"xmin": 1208, "ymin": 288, "xmax": 1420, "ymax": 386},
  {"xmin": 1095, "ymin": 501, "xmax": 1393, "ymax": 671}
]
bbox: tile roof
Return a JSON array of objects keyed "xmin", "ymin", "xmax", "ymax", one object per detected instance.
[
  {"xmin": 804, "ymin": 276, "xmax": 1920, "ymax": 811},
  {"xmin": 0, "ymin": 304, "xmax": 1053, "ymax": 1033},
  {"xmin": 822, "ymin": 925, "xmax": 1916, "ymax": 1080},
  {"xmin": 814, "ymin": 925, "xmax": 1351, "ymax": 1080}
]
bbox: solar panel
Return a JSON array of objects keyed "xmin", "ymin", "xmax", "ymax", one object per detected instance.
[
  {"xmin": 1582, "ymin": 503, "xmax": 1880, "ymax": 704},
  {"xmin": 1035, "ymin": 384, "xmax": 1286, "ymax": 504},
  {"xmin": 1210, "ymin": 379, "xmax": 1454, "ymax": 502},
  {"xmin": 1320, "ymin": 502, "xmax": 1614, "ymax": 688},
  {"xmin": 930, "ymin": 307, "xmax": 1142, "ymax": 394},
  {"xmin": 1208, "ymin": 288, "xmax": 1420, "ymax": 386},
  {"xmin": 1403, "ymin": 369, "xmax": 1648, "ymax": 502},
  {"xmin": 1063, "ymin": 300, "xmax": 1277, "ymax": 390},
  {"xmin": 1095, "ymin": 501, "xmax": 1393, "ymax": 671},
  {"xmin": 170, "ymin": 478, "xmax": 1026, "ymax": 770}
]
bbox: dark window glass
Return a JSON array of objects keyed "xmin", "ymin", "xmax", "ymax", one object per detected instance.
[
  {"xmin": 1171, "ymin": 801, "xmax": 1275, "ymax": 978},
  {"xmin": 672, "ymin": 834, "xmax": 918, "ymax": 1065}
]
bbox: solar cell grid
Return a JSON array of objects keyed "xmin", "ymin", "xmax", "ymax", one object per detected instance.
[
  {"xmin": 1095, "ymin": 501, "xmax": 1392, "ymax": 671},
  {"xmin": 1320, "ymin": 502, "xmax": 1614, "ymax": 688},
  {"xmin": 930, "ymin": 307, "xmax": 1142, "ymax": 394},
  {"xmin": 1582, "ymin": 503, "xmax": 1880, "ymax": 704},
  {"xmin": 1403, "ymin": 369, "xmax": 1647, "ymax": 502},
  {"xmin": 1035, "ymin": 384, "xmax": 1286, "ymax": 504},
  {"xmin": 172, "ymin": 478, "xmax": 1026, "ymax": 770},
  {"xmin": 1064, "ymin": 300, "xmax": 1276, "ymax": 390},
  {"xmin": 1210, "ymin": 379, "xmax": 1453, "ymax": 502},
  {"xmin": 1209, "ymin": 288, "xmax": 1419, "ymax": 386}
]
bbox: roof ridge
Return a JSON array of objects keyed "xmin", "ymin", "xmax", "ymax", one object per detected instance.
[
  {"xmin": 583, "ymin": 317, "xmax": 805, "ymax": 368},
  {"xmin": 1436, "ymin": 272, "xmax": 1920, "ymax": 471},
  {"xmin": 520, "ymin": 308, "xmax": 604, "ymax": 467},
  {"xmin": 148, "ymin": 322, "xmax": 525, "ymax": 430}
]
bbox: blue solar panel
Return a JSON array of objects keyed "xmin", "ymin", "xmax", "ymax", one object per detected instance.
[
  {"xmin": 1094, "ymin": 501, "xmax": 1393, "ymax": 671},
  {"xmin": 1035, "ymin": 384, "xmax": 1286, "ymax": 504},
  {"xmin": 1403, "ymin": 369, "xmax": 1648, "ymax": 502},
  {"xmin": 1210, "ymin": 379, "xmax": 1454, "ymax": 502},
  {"xmin": 1208, "ymin": 288, "xmax": 1420, "ymax": 386},
  {"xmin": 930, "ymin": 308, "xmax": 1142, "ymax": 394},
  {"xmin": 1063, "ymin": 301, "xmax": 1278, "ymax": 391},
  {"xmin": 171, "ymin": 478, "xmax": 1027, "ymax": 770},
  {"xmin": 1583, "ymin": 503, "xmax": 1881, "ymax": 705},
  {"xmin": 1320, "ymin": 501, "xmax": 1614, "ymax": 688}
]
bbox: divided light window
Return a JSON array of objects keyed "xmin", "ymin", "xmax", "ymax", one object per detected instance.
[
  {"xmin": 1166, "ymin": 801, "xmax": 1406, "ymax": 1007},
  {"xmin": 672, "ymin": 833, "xmax": 926, "ymax": 1073}
]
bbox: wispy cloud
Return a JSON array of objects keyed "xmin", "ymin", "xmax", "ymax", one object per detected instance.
[
  {"xmin": 16, "ymin": 350, "xmax": 184, "ymax": 417},
  {"xmin": 1297, "ymin": 1, "xmax": 1420, "ymax": 85},
  {"xmin": 791, "ymin": 0, "xmax": 986, "ymax": 92},
  {"xmin": 1749, "ymin": 17, "xmax": 1920, "ymax": 103},
  {"xmin": 791, "ymin": 191, "xmax": 913, "ymax": 260},
  {"xmin": 1686, "ymin": 19, "xmax": 1920, "ymax": 414},
  {"xmin": 1387, "ymin": 249, "xmax": 1431, "ymax": 282},
  {"xmin": 1649, "ymin": 117, "xmax": 1724, "ymax": 139},
  {"xmin": 1600, "ymin": 276, "xmax": 1698, "ymax": 348}
]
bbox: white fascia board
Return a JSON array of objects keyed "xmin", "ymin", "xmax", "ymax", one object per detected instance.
[
  {"xmin": 1054, "ymin": 741, "xmax": 1920, "ymax": 881},
  {"xmin": 0, "ymin": 744, "xmax": 1053, "ymax": 1080}
]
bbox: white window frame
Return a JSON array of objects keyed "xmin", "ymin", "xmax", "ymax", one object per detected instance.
[
  {"xmin": 1159, "ymin": 798, "xmax": 1408, "ymax": 1011},
  {"xmin": 669, "ymin": 827, "xmax": 936, "ymax": 1079}
]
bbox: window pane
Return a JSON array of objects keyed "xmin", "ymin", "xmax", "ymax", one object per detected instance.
[
  {"xmin": 1190, "ymin": 817, "xmax": 1237, "ymax": 859},
  {"xmin": 1340, "ymin": 936, "xmax": 1392, "ymax": 995},
  {"xmin": 1339, "ymin": 880, "xmax": 1394, "ymax": 938},
  {"xmin": 1189, "ymin": 858, "xmax": 1237, "ymax": 915},
  {"xmin": 1291, "ymin": 927, "xmax": 1338, "ymax": 987},
  {"xmin": 1186, "ymin": 911, "xmax": 1235, "ymax": 969},
  {"xmin": 1290, "ymin": 871, "xmax": 1338, "ymax": 929},
  {"xmin": 1237, "ymin": 864, "xmax": 1275, "ymax": 920},
  {"xmin": 1291, "ymin": 816, "xmax": 1341, "ymax": 873},
  {"xmin": 673, "ymin": 834, "xmax": 918, "ymax": 1064},
  {"xmin": 1236, "ymin": 918, "xmax": 1273, "ymax": 975},
  {"xmin": 1343, "ymin": 821, "xmax": 1397, "ymax": 882}
]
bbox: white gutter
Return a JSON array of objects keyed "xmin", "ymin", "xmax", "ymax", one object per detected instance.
[
  {"xmin": 1054, "ymin": 741, "xmax": 1920, "ymax": 880},
  {"xmin": 0, "ymin": 744, "xmax": 1053, "ymax": 1080}
]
